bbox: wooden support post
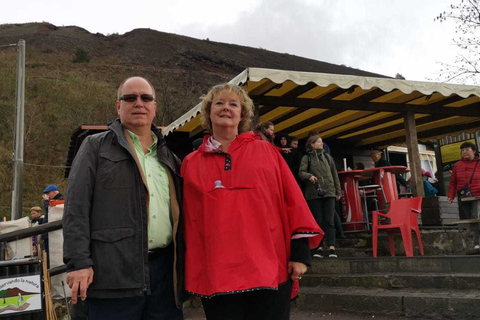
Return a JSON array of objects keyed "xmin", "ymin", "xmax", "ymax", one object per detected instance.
[
  {"xmin": 404, "ymin": 111, "xmax": 425, "ymax": 198},
  {"xmin": 252, "ymin": 103, "xmax": 260, "ymax": 129}
]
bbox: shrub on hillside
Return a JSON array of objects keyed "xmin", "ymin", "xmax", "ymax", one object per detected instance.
[{"xmin": 72, "ymin": 49, "xmax": 91, "ymax": 63}]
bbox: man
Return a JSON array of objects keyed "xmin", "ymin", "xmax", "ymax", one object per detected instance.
[
  {"xmin": 63, "ymin": 77, "xmax": 184, "ymax": 320},
  {"xmin": 42, "ymin": 185, "xmax": 64, "ymax": 266},
  {"xmin": 43, "ymin": 184, "xmax": 64, "ymax": 205},
  {"xmin": 290, "ymin": 138, "xmax": 299, "ymax": 150},
  {"xmin": 254, "ymin": 121, "xmax": 275, "ymax": 144},
  {"xmin": 370, "ymin": 150, "xmax": 407, "ymax": 189}
]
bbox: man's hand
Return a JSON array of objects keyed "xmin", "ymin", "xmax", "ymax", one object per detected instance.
[
  {"xmin": 281, "ymin": 148, "xmax": 292, "ymax": 154},
  {"xmin": 288, "ymin": 261, "xmax": 307, "ymax": 282},
  {"xmin": 336, "ymin": 195, "xmax": 342, "ymax": 201},
  {"xmin": 309, "ymin": 176, "xmax": 318, "ymax": 184},
  {"xmin": 66, "ymin": 267, "xmax": 94, "ymax": 304},
  {"xmin": 447, "ymin": 197, "xmax": 453, "ymax": 204}
]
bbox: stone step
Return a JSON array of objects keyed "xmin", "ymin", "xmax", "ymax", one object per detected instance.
[
  {"xmin": 326, "ymin": 247, "xmax": 373, "ymax": 258},
  {"xmin": 301, "ymin": 272, "xmax": 480, "ymax": 290},
  {"xmin": 337, "ymin": 228, "xmax": 479, "ymax": 256},
  {"xmin": 309, "ymin": 255, "xmax": 480, "ymax": 275},
  {"xmin": 296, "ymin": 286, "xmax": 480, "ymax": 319}
]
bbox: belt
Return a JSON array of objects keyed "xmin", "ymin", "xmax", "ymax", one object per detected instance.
[{"xmin": 148, "ymin": 243, "xmax": 173, "ymax": 260}]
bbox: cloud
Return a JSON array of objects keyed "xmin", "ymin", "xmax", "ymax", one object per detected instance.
[{"xmin": 175, "ymin": 0, "xmax": 457, "ymax": 80}]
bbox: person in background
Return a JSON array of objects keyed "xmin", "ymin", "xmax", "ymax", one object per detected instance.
[
  {"xmin": 299, "ymin": 135, "xmax": 341, "ymax": 258},
  {"xmin": 448, "ymin": 141, "xmax": 480, "ymax": 250},
  {"xmin": 254, "ymin": 121, "xmax": 275, "ymax": 145},
  {"xmin": 182, "ymin": 83, "xmax": 322, "ymax": 320},
  {"xmin": 30, "ymin": 206, "xmax": 44, "ymax": 256},
  {"xmin": 192, "ymin": 137, "xmax": 203, "ymax": 151},
  {"xmin": 43, "ymin": 184, "xmax": 64, "ymax": 212},
  {"xmin": 290, "ymin": 138, "xmax": 299, "ymax": 150},
  {"xmin": 276, "ymin": 134, "xmax": 302, "ymax": 184},
  {"xmin": 431, "ymin": 171, "xmax": 441, "ymax": 192},
  {"xmin": 422, "ymin": 169, "xmax": 438, "ymax": 197},
  {"xmin": 370, "ymin": 150, "xmax": 407, "ymax": 191},
  {"xmin": 41, "ymin": 185, "xmax": 64, "ymax": 266}
]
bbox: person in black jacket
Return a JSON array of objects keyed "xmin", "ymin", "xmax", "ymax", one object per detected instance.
[
  {"xmin": 63, "ymin": 77, "xmax": 184, "ymax": 320},
  {"xmin": 276, "ymin": 134, "xmax": 302, "ymax": 185},
  {"xmin": 371, "ymin": 150, "xmax": 407, "ymax": 190}
]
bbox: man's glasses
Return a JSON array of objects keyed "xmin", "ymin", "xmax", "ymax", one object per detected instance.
[{"xmin": 119, "ymin": 94, "xmax": 155, "ymax": 102}]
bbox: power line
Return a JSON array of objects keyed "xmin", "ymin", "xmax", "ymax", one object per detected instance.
[
  {"xmin": 23, "ymin": 162, "xmax": 70, "ymax": 169},
  {"xmin": 0, "ymin": 44, "xmax": 17, "ymax": 49}
]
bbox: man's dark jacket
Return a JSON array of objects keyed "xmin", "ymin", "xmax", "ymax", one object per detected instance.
[{"xmin": 63, "ymin": 119, "xmax": 186, "ymax": 306}]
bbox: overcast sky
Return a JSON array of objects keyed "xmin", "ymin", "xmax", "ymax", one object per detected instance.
[{"xmin": 0, "ymin": 0, "xmax": 460, "ymax": 82}]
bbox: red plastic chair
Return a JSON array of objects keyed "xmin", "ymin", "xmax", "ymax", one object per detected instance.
[{"xmin": 372, "ymin": 197, "xmax": 424, "ymax": 257}]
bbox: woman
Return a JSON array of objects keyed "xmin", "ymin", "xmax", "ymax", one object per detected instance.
[
  {"xmin": 181, "ymin": 84, "xmax": 322, "ymax": 320},
  {"xmin": 299, "ymin": 135, "xmax": 341, "ymax": 258},
  {"xmin": 448, "ymin": 141, "xmax": 480, "ymax": 249}
]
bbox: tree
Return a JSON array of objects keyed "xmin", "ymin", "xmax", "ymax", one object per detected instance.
[
  {"xmin": 0, "ymin": 290, "xmax": 7, "ymax": 304},
  {"xmin": 435, "ymin": 0, "xmax": 480, "ymax": 83},
  {"xmin": 395, "ymin": 73, "xmax": 406, "ymax": 80}
]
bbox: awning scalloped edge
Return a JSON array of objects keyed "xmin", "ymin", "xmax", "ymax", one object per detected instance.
[{"xmin": 245, "ymin": 67, "xmax": 480, "ymax": 98}]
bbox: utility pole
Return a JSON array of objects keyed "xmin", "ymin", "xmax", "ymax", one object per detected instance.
[{"xmin": 11, "ymin": 40, "xmax": 26, "ymax": 220}]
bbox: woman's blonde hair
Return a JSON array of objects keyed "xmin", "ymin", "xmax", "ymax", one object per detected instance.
[{"xmin": 200, "ymin": 84, "xmax": 254, "ymax": 133}]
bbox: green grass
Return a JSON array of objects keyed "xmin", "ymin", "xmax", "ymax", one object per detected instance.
[{"xmin": 0, "ymin": 294, "xmax": 34, "ymax": 307}]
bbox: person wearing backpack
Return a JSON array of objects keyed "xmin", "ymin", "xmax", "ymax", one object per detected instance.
[{"xmin": 299, "ymin": 135, "xmax": 342, "ymax": 258}]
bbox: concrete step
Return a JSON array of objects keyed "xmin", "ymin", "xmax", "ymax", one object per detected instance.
[
  {"xmin": 309, "ymin": 255, "xmax": 480, "ymax": 275},
  {"xmin": 337, "ymin": 228, "xmax": 479, "ymax": 256},
  {"xmin": 301, "ymin": 273, "xmax": 480, "ymax": 290},
  {"xmin": 328, "ymin": 247, "xmax": 373, "ymax": 258},
  {"xmin": 296, "ymin": 286, "xmax": 480, "ymax": 319}
]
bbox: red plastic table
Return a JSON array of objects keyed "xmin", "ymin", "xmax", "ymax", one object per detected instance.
[
  {"xmin": 338, "ymin": 170, "xmax": 365, "ymax": 231},
  {"xmin": 362, "ymin": 166, "xmax": 408, "ymax": 210}
]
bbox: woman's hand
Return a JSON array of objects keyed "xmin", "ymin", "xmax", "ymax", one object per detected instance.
[
  {"xmin": 288, "ymin": 261, "xmax": 307, "ymax": 282},
  {"xmin": 309, "ymin": 176, "xmax": 318, "ymax": 184},
  {"xmin": 447, "ymin": 197, "xmax": 453, "ymax": 204}
]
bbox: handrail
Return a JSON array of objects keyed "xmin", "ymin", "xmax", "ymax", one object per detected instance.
[
  {"xmin": 0, "ymin": 220, "xmax": 67, "ymax": 274},
  {"xmin": 0, "ymin": 220, "xmax": 63, "ymax": 243}
]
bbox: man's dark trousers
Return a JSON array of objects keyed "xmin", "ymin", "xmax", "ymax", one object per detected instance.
[{"xmin": 87, "ymin": 244, "xmax": 183, "ymax": 320}]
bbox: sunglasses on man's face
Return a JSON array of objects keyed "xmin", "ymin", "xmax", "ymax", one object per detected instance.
[{"xmin": 119, "ymin": 94, "xmax": 155, "ymax": 103}]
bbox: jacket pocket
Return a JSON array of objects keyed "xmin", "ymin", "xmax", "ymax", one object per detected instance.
[
  {"xmin": 91, "ymin": 227, "xmax": 135, "ymax": 242},
  {"xmin": 98, "ymin": 152, "xmax": 134, "ymax": 189},
  {"xmin": 90, "ymin": 227, "xmax": 142, "ymax": 290}
]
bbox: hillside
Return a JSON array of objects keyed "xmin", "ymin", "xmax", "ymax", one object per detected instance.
[{"xmin": 0, "ymin": 22, "xmax": 385, "ymax": 217}]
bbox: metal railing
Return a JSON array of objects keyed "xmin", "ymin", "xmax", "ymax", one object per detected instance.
[{"xmin": 0, "ymin": 220, "xmax": 67, "ymax": 275}]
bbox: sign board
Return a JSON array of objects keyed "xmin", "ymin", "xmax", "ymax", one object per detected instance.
[
  {"xmin": 440, "ymin": 139, "xmax": 476, "ymax": 164},
  {"xmin": 0, "ymin": 275, "xmax": 42, "ymax": 315}
]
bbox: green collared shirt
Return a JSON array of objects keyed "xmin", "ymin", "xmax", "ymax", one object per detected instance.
[{"xmin": 127, "ymin": 130, "xmax": 172, "ymax": 249}]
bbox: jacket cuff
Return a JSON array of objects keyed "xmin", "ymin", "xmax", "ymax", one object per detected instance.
[
  {"xmin": 66, "ymin": 258, "xmax": 94, "ymax": 272},
  {"xmin": 290, "ymin": 238, "xmax": 312, "ymax": 267}
]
